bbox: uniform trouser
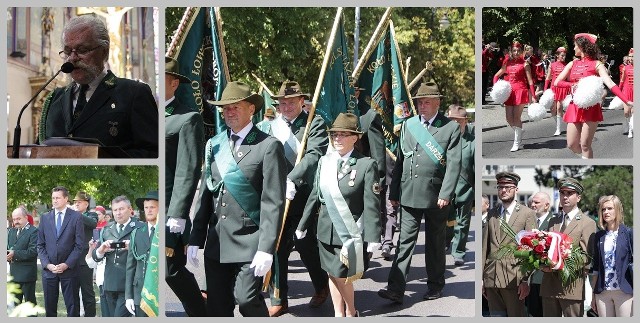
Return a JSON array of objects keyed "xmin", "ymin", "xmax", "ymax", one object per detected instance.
[
  {"xmin": 166, "ymin": 236, "xmax": 207, "ymax": 316},
  {"xmin": 98, "ymin": 285, "xmax": 111, "ymax": 317},
  {"xmin": 485, "ymin": 287, "xmax": 526, "ymax": 316},
  {"xmin": 270, "ymin": 215, "xmax": 328, "ymax": 306},
  {"xmin": 380, "ymin": 185, "xmax": 398, "ymax": 249},
  {"xmin": 13, "ymin": 281, "xmax": 37, "ymax": 305},
  {"xmin": 43, "ymin": 275, "xmax": 80, "ymax": 317},
  {"xmin": 135, "ymin": 305, "xmax": 149, "ymax": 317},
  {"xmin": 447, "ymin": 200, "xmax": 473, "ymax": 259},
  {"xmin": 78, "ymin": 263, "xmax": 96, "ymax": 316},
  {"xmin": 542, "ymin": 296, "xmax": 583, "ymax": 317},
  {"xmin": 525, "ymin": 283, "xmax": 543, "ymax": 317},
  {"xmin": 103, "ymin": 290, "xmax": 129, "ymax": 317},
  {"xmin": 387, "ymin": 205, "xmax": 448, "ymax": 293},
  {"xmin": 204, "ymin": 258, "xmax": 268, "ymax": 317}
]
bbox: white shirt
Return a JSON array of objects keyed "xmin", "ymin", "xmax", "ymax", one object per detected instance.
[
  {"xmin": 148, "ymin": 223, "xmax": 157, "ymax": 238},
  {"xmin": 54, "ymin": 207, "xmax": 68, "ymax": 226},
  {"xmin": 420, "ymin": 114, "xmax": 438, "ymax": 128},
  {"xmin": 500, "ymin": 201, "xmax": 517, "ymax": 223},
  {"xmin": 165, "ymin": 96, "xmax": 176, "ymax": 107},
  {"xmin": 562, "ymin": 207, "xmax": 580, "ymax": 226},
  {"xmin": 229, "ymin": 122, "xmax": 253, "ymax": 152}
]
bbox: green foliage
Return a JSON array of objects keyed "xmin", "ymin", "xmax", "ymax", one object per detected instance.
[
  {"xmin": 7, "ymin": 166, "xmax": 158, "ymax": 215},
  {"xmin": 165, "ymin": 7, "xmax": 474, "ymax": 109},
  {"xmin": 7, "ymin": 276, "xmax": 45, "ymax": 317}
]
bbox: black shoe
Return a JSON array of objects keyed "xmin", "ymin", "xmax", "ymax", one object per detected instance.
[
  {"xmin": 381, "ymin": 246, "xmax": 392, "ymax": 260},
  {"xmin": 377, "ymin": 288, "xmax": 404, "ymax": 304},
  {"xmin": 454, "ymin": 257, "xmax": 464, "ymax": 266},
  {"xmin": 423, "ymin": 289, "xmax": 442, "ymax": 300}
]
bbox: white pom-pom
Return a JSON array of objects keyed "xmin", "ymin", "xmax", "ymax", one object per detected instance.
[
  {"xmin": 573, "ymin": 76, "xmax": 605, "ymax": 109},
  {"xmin": 562, "ymin": 94, "xmax": 572, "ymax": 111},
  {"xmin": 490, "ymin": 80, "xmax": 512, "ymax": 105},
  {"xmin": 539, "ymin": 89, "xmax": 554, "ymax": 110},
  {"xmin": 607, "ymin": 96, "xmax": 624, "ymax": 110},
  {"xmin": 527, "ymin": 103, "xmax": 547, "ymax": 121}
]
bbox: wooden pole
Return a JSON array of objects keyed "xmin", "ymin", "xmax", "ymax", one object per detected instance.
[
  {"xmin": 166, "ymin": 7, "xmax": 199, "ymax": 57},
  {"xmin": 351, "ymin": 7, "xmax": 393, "ymax": 80},
  {"xmin": 251, "ymin": 73, "xmax": 275, "ymax": 96},
  {"xmin": 408, "ymin": 65, "xmax": 428, "ymax": 90},
  {"xmin": 214, "ymin": 8, "xmax": 231, "ymax": 81}
]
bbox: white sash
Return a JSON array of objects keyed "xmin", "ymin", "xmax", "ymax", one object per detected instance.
[{"xmin": 272, "ymin": 116, "xmax": 300, "ymax": 165}]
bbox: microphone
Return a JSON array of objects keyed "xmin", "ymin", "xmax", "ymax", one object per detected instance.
[{"xmin": 12, "ymin": 62, "xmax": 75, "ymax": 158}]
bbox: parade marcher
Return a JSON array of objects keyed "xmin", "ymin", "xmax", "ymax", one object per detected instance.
[
  {"xmin": 377, "ymin": 81, "xmax": 461, "ymax": 303},
  {"xmin": 554, "ymin": 33, "xmax": 633, "ymax": 159},
  {"xmin": 493, "ymin": 41, "xmax": 537, "ymax": 152},
  {"xmin": 125, "ymin": 191, "xmax": 159, "ymax": 317},
  {"xmin": 526, "ymin": 45, "xmax": 545, "ymax": 95},
  {"xmin": 256, "ymin": 106, "xmax": 276, "ymax": 133},
  {"xmin": 590, "ymin": 195, "xmax": 633, "ymax": 317},
  {"xmin": 164, "ymin": 56, "xmax": 207, "ymax": 317},
  {"xmin": 187, "ymin": 81, "xmax": 287, "ymax": 317},
  {"xmin": 265, "ymin": 81, "xmax": 330, "ymax": 316},
  {"xmin": 481, "ymin": 194, "xmax": 490, "ymax": 317},
  {"xmin": 7, "ymin": 207, "xmax": 38, "ymax": 307},
  {"xmin": 619, "ymin": 48, "xmax": 634, "ymax": 138},
  {"xmin": 72, "ymin": 191, "xmax": 98, "ymax": 317},
  {"xmin": 445, "ymin": 106, "xmax": 475, "ymax": 266},
  {"xmin": 525, "ymin": 192, "xmax": 554, "ymax": 317},
  {"xmin": 380, "ymin": 149, "xmax": 398, "ymax": 260},
  {"xmin": 354, "ymin": 84, "xmax": 386, "ymax": 184},
  {"xmin": 540, "ymin": 177, "xmax": 596, "ymax": 317},
  {"xmin": 482, "ymin": 172, "xmax": 536, "ymax": 316},
  {"xmin": 297, "ymin": 112, "xmax": 381, "ymax": 317},
  {"xmin": 545, "ymin": 47, "xmax": 569, "ymax": 136},
  {"xmin": 93, "ymin": 196, "xmax": 142, "ymax": 317}
]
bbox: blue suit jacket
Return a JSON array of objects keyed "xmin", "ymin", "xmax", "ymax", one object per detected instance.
[
  {"xmin": 592, "ymin": 224, "xmax": 633, "ymax": 294},
  {"xmin": 37, "ymin": 208, "xmax": 85, "ymax": 279}
]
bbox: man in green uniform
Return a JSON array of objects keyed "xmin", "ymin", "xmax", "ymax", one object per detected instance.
[
  {"xmin": 163, "ymin": 56, "xmax": 207, "ymax": 316},
  {"xmin": 188, "ymin": 81, "xmax": 287, "ymax": 317},
  {"xmin": 8, "ymin": 207, "xmax": 39, "ymax": 307},
  {"xmin": 378, "ymin": 82, "xmax": 461, "ymax": 303},
  {"xmin": 72, "ymin": 191, "xmax": 98, "ymax": 317}
]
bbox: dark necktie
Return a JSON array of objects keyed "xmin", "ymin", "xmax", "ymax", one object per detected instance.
[
  {"xmin": 17, "ymin": 228, "xmax": 21, "ymax": 237},
  {"xmin": 149, "ymin": 226, "xmax": 155, "ymax": 241},
  {"xmin": 423, "ymin": 119, "xmax": 430, "ymax": 129},
  {"xmin": 56, "ymin": 212, "xmax": 62, "ymax": 236},
  {"xmin": 73, "ymin": 84, "xmax": 89, "ymax": 121},
  {"xmin": 560, "ymin": 214, "xmax": 569, "ymax": 232},
  {"xmin": 537, "ymin": 218, "xmax": 541, "ymax": 229},
  {"xmin": 337, "ymin": 159, "xmax": 344, "ymax": 177},
  {"xmin": 119, "ymin": 223, "xmax": 125, "ymax": 234},
  {"xmin": 230, "ymin": 134, "xmax": 240, "ymax": 151}
]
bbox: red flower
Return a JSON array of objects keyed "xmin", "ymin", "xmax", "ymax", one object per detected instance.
[{"xmin": 534, "ymin": 245, "xmax": 545, "ymax": 254}]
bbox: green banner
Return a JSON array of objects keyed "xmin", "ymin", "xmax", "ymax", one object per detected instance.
[{"xmin": 140, "ymin": 227, "xmax": 159, "ymax": 317}]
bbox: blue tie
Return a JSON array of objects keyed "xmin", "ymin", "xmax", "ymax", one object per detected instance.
[{"xmin": 56, "ymin": 212, "xmax": 62, "ymax": 236}]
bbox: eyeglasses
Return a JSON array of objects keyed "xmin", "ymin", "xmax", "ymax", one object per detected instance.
[
  {"xmin": 496, "ymin": 185, "xmax": 516, "ymax": 191},
  {"xmin": 330, "ymin": 133, "xmax": 355, "ymax": 139},
  {"xmin": 59, "ymin": 45, "xmax": 102, "ymax": 59}
]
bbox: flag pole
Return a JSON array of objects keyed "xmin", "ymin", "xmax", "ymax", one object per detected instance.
[
  {"xmin": 166, "ymin": 7, "xmax": 200, "ymax": 57},
  {"xmin": 389, "ymin": 20, "xmax": 416, "ymax": 115},
  {"xmin": 214, "ymin": 7, "xmax": 231, "ymax": 81},
  {"xmin": 408, "ymin": 64, "xmax": 429, "ymax": 90},
  {"xmin": 251, "ymin": 73, "xmax": 275, "ymax": 96},
  {"xmin": 263, "ymin": 7, "xmax": 344, "ymax": 292},
  {"xmin": 351, "ymin": 7, "xmax": 393, "ymax": 80}
]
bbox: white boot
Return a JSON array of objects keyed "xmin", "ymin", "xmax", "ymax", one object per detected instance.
[
  {"xmin": 628, "ymin": 115, "xmax": 634, "ymax": 138},
  {"xmin": 510, "ymin": 126, "xmax": 522, "ymax": 152},
  {"xmin": 554, "ymin": 116, "xmax": 562, "ymax": 136}
]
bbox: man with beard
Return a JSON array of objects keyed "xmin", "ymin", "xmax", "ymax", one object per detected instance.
[
  {"xmin": 72, "ymin": 191, "xmax": 98, "ymax": 317},
  {"xmin": 525, "ymin": 192, "xmax": 554, "ymax": 316},
  {"xmin": 482, "ymin": 172, "xmax": 536, "ymax": 316},
  {"xmin": 38, "ymin": 15, "xmax": 158, "ymax": 158}
]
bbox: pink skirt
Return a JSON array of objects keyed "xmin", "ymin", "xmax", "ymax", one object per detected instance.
[
  {"xmin": 504, "ymin": 88, "xmax": 530, "ymax": 106},
  {"xmin": 564, "ymin": 103, "xmax": 603, "ymax": 123},
  {"xmin": 552, "ymin": 86, "xmax": 570, "ymax": 102}
]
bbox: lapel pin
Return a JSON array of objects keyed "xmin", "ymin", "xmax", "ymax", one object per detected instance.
[
  {"xmin": 111, "ymin": 103, "xmax": 116, "ymax": 109},
  {"xmin": 237, "ymin": 151, "xmax": 244, "ymax": 157}
]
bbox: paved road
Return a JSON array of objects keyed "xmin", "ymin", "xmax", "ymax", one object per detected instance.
[
  {"xmin": 165, "ymin": 217, "xmax": 477, "ymax": 317},
  {"xmin": 481, "ymin": 98, "xmax": 633, "ymax": 159}
]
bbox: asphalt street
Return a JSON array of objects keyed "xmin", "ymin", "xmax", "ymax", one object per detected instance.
[
  {"xmin": 165, "ymin": 216, "xmax": 477, "ymax": 317},
  {"xmin": 481, "ymin": 98, "xmax": 633, "ymax": 159}
]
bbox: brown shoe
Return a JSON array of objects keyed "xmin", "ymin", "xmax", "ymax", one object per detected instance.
[
  {"xmin": 268, "ymin": 303, "xmax": 289, "ymax": 317},
  {"xmin": 309, "ymin": 286, "xmax": 330, "ymax": 308}
]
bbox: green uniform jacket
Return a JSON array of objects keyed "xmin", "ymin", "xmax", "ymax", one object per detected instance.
[
  {"xmin": 298, "ymin": 151, "xmax": 382, "ymax": 245},
  {"xmin": 454, "ymin": 124, "xmax": 475, "ymax": 205},
  {"xmin": 39, "ymin": 71, "xmax": 158, "ymax": 158},
  {"xmin": 540, "ymin": 210, "xmax": 596, "ymax": 300},
  {"xmin": 80, "ymin": 211, "xmax": 98, "ymax": 257},
  {"xmin": 189, "ymin": 125, "xmax": 287, "ymax": 263},
  {"xmin": 389, "ymin": 113, "xmax": 461, "ymax": 208},
  {"xmin": 93, "ymin": 220, "xmax": 142, "ymax": 292},
  {"xmin": 7, "ymin": 225, "xmax": 38, "ymax": 283},
  {"xmin": 358, "ymin": 109, "xmax": 386, "ymax": 183},
  {"xmin": 125, "ymin": 224, "xmax": 154, "ymax": 304},
  {"xmin": 165, "ymin": 97, "xmax": 204, "ymax": 248},
  {"xmin": 482, "ymin": 203, "xmax": 536, "ymax": 289}
]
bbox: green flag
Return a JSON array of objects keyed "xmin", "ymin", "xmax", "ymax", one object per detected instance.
[
  {"xmin": 167, "ymin": 7, "xmax": 229, "ymax": 140},
  {"xmin": 314, "ymin": 9, "xmax": 358, "ymax": 125},
  {"xmin": 140, "ymin": 227, "xmax": 159, "ymax": 317}
]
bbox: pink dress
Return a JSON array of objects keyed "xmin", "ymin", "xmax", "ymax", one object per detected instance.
[
  {"xmin": 563, "ymin": 58, "xmax": 603, "ymax": 123},
  {"xmin": 621, "ymin": 64, "xmax": 634, "ymax": 101},
  {"xmin": 549, "ymin": 61, "xmax": 569, "ymax": 101},
  {"xmin": 503, "ymin": 57, "xmax": 530, "ymax": 106}
]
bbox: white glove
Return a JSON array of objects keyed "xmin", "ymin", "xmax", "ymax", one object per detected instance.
[
  {"xmin": 367, "ymin": 242, "xmax": 381, "ymax": 253},
  {"xmin": 125, "ymin": 299, "xmax": 135, "ymax": 315},
  {"xmin": 166, "ymin": 218, "xmax": 186, "ymax": 234},
  {"xmin": 249, "ymin": 251, "xmax": 273, "ymax": 277},
  {"xmin": 285, "ymin": 178, "xmax": 297, "ymax": 200},
  {"xmin": 295, "ymin": 229, "xmax": 307, "ymax": 240},
  {"xmin": 187, "ymin": 245, "xmax": 200, "ymax": 268}
]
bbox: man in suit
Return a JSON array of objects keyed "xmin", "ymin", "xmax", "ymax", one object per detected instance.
[
  {"xmin": 37, "ymin": 186, "xmax": 85, "ymax": 317},
  {"xmin": 164, "ymin": 56, "xmax": 207, "ymax": 317},
  {"xmin": 540, "ymin": 178, "xmax": 596, "ymax": 317},
  {"xmin": 72, "ymin": 191, "xmax": 98, "ymax": 317},
  {"xmin": 445, "ymin": 105, "xmax": 475, "ymax": 266},
  {"xmin": 266, "ymin": 81, "xmax": 330, "ymax": 316},
  {"xmin": 38, "ymin": 15, "xmax": 158, "ymax": 158},
  {"xmin": 378, "ymin": 81, "xmax": 461, "ymax": 303},
  {"xmin": 526, "ymin": 192, "xmax": 554, "ymax": 317},
  {"xmin": 125, "ymin": 191, "xmax": 159, "ymax": 317},
  {"xmin": 187, "ymin": 81, "xmax": 287, "ymax": 317},
  {"xmin": 93, "ymin": 196, "xmax": 142, "ymax": 316},
  {"xmin": 482, "ymin": 172, "xmax": 536, "ymax": 316},
  {"xmin": 7, "ymin": 207, "xmax": 38, "ymax": 306}
]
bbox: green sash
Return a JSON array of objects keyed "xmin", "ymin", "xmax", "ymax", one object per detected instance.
[
  {"xmin": 255, "ymin": 120, "xmax": 272, "ymax": 134},
  {"xmin": 205, "ymin": 132, "xmax": 261, "ymax": 226},
  {"xmin": 403, "ymin": 116, "xmax": 446, "ymax": 172},
  {"xmin": 318, "ymin": 154, "xmax": 364, "ymax": 283}
]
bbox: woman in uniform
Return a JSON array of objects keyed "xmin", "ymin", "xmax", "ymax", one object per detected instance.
[
  {"xmin": 619, "ymin": 48, "xmax": 634, "ymax": 138},
  {"xmin": 545, "ymin": 47, "xmax": 569, "ymax": 136}
]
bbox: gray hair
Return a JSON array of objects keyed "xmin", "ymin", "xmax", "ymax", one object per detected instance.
[
  {"xmin": 111, "ymin": 195, "xmax": 132, "ymax": 208},
  {"xmin": 12, "ymin": 206, "xmax": 28, "ymax": 218},
  {"xmin": 63, "ymin": 15, "xmax": 110, "ymax": 52}
]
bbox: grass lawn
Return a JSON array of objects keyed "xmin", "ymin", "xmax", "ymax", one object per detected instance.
[{"xmin": 34, "ymin": 266, "xmax": 101, "ymax": 317}]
